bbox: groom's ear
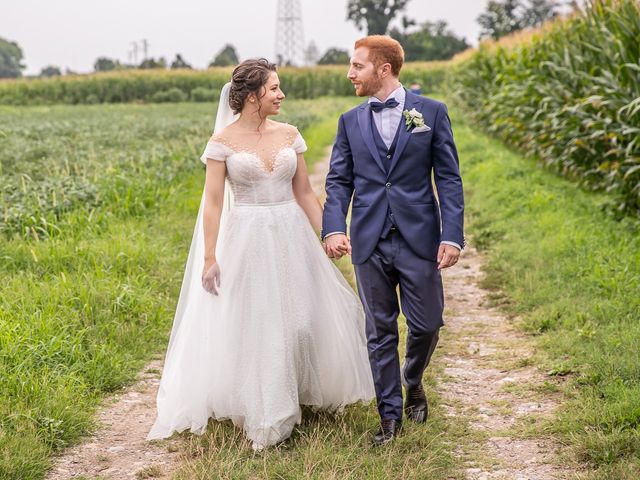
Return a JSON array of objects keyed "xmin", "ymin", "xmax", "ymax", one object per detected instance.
[{"xmin": 379, "ymin": 62, "xmax": 392, "ymax": 78}]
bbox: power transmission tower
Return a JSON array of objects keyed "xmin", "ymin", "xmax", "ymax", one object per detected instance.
[
  {"xmin": 275, "ymin": 0, "xmax": 305, "ymax": 66},
  {"xmin": 141, "ymin": 39, "xmax": 149, "ymax": 61},
  {"xmin": 130, "ymin": 41, "xmax": 139, "ymax": 64}
]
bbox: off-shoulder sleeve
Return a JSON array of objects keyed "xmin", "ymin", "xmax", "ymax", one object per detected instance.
[
  {"xmin": 199, "ymin": 140, "xmax": 233, "ymax": 164},
  {"xmin": 291, "ymin": 130, "xmax": 308, "ymax": 154}
]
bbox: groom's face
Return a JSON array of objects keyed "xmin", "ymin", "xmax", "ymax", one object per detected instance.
[{"xmin": 348, "ymin": 47, "xmax": 382, "ymax": 97}]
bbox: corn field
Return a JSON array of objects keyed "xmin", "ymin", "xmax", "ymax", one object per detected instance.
[
  {"xmin": 0, "ymin": 63, "xmax": 447, "ymax": 106},
  {"xmin": 450, "ymin": 0, "xmax": 640, "ymax": 213}
]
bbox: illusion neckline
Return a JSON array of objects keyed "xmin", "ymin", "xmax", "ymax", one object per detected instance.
[{"xmin": 210, "ymin": 141, "xmax": 298, "ymax": 174}]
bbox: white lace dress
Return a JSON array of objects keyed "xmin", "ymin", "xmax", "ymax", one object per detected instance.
[{"xmin": 147, "ymin": 128, "xmax": 375, "ymax": 449}]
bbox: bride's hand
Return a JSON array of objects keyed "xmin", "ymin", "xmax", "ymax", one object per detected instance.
[{"xmin": 202, "ymin": 260, "xmax": 221, "ymax": 295}]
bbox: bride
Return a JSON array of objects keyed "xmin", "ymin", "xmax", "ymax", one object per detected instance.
[{"xmin": 147, "ymin": 58, "xmax": 375, "ymax": 450}]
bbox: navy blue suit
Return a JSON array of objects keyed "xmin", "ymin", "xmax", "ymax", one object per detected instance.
[{"xmin": 322, "ymin": 89, "xmax": 464, "ymax": 420}]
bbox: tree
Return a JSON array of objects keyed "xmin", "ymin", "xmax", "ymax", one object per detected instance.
[
  {"xmin": 94, "ymin": 57, "xmax": 119, "ymax": 72},
  {"xmin": 390, "ymin": 20, "xmax": 469, "ymax": 61},
  {"xmin": 400, "ymin": 15, "xmax": 416, "ymax": 34},
  {"xmin": 347, "ymin": 0, "xmax": 411, "ymax": 35},
  {"xmin": 139, "ymin": 57, "xmax": 167, "ymax": 69},
  {"xmin": 318, "ymin": 48, "xmax": 350, "ymax": 65},
  {"xmin": 209, "ymin": 44, "xmax": 239, "ymax": 67},
  {"xmin": 522, "ymin": 0, "xmax": 560, "ymax": 28},
  {"xmin": 477, "ymin": 0, "xmax": 560, "ymax": 40},
  {"xmin": 477, "ymin": 0, "xmax": 523, "ymax": 40},
  {"xmin": 39, "ymin": 65, "xmax": 61, "ymax": 77},
  {"xmin": 170, "ymin": 54, "xmax": 192, "ymax": 69},
  {"xmin": 0, "ymin": 37, "xmax": 25, "ymax": 78}
]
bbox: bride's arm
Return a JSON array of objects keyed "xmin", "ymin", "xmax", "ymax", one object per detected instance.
[
  {"xmin": 203, "ymin": 160, "xmax": 227, "ymax": 266},
  {"xmin": 292, "ymin": 154, "xmax": 322, "ymax": 232}
]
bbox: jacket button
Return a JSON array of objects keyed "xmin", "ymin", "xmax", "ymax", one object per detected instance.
[
  {"xmin": 385, "ymin": 182, "xmax": 392, "ymax": 188},
  {"xmin": 386, "ymin": 154, "xmax": 391, "ymax": 159}
]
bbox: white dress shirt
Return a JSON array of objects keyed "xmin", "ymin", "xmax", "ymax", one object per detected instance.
[
  {"xmin": 369, "ymin": 85, "xmax": 405, "ymax": 149},
  {"xmin": 325, "ymin": 84, "xmax": 461, "ymax": 251}
]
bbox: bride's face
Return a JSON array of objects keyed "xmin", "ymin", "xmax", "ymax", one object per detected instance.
[{"xmin": 250, "ymin": 72, "xmax": 285, "ymax": 117}]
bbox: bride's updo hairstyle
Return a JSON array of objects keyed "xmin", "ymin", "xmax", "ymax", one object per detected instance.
[{"xmin": 229, "ymin": 58, "xmax": 277, "ymax": 115}]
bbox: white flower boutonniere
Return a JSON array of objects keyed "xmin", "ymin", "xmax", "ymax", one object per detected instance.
[{"xmin": 403, "ymin": 108, "xmax": 425, "ymax": 131}]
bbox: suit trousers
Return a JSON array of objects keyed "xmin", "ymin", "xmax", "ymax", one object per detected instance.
[{"xmin": 354, "ymin": 229, "xmax": 443, "ymax": 420}]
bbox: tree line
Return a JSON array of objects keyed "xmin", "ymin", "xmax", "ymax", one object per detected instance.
[{"xmin": 0, "ymin": 0, "xmax": 562, "ymax": 78}]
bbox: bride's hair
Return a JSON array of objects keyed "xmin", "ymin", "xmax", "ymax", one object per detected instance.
[{"xmin": 229, "ymin": 58, "xmax": 277, "ymax": 115}]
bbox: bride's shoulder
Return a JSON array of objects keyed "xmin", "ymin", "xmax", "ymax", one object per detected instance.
[
  {"xmin": 207, "ymin": 129, "xmax": 236, "ymax": 150},
  {"xmin": 208, "ymin": 128, "xmax": 229, "ymax": 143},
  {"xmin": 269, "ymin": 120, "xmax": 299, "ymax": 136},
  {"xmin": 204, "ymin": 130, "xmax": 236, "ymax": 158},
  {"xmin": 272, "ymin": 121, "xmax": 307, "ymax": 153}
]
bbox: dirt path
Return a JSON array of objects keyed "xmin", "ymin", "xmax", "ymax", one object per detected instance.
[
  {"xmin": 46, "ymin": 359, "xmax": 179, "ymax": 479},
  {"xmin": 47, "ymin": 152, "xmax": 576, "ymax": 479},
  {"xmin": 438, "ymin": 247, "xmax": 578, "ymax": 479}
]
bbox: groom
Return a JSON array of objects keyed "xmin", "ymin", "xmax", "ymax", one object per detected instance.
[{"xmin": 322, "ymin": 36, "xmax": 464, "ymax": 446}]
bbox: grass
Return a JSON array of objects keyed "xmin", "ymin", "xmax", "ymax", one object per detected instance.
[
  {"xmin": 449, "ymin": 102, "xmax": 640, "ymax": 478},
  {"xmin": 8, "ymin": 89, "xmax": 638, "ymax": 478},
  {"xmin": 0, "ymin": 97, "xmax": 359, "ymax": 480},
  {"xmin": 169, "ymin": 352, "xmax": 465, "ymax": 480}
]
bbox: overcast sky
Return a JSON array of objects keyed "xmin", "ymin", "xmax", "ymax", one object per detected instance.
[{"xmin": 2, "ymin": 0, "xmax": 491, "ymax": 75}]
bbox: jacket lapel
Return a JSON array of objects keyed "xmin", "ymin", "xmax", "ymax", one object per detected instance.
[
  {"xmin": 357, "ymin": 103, "xmax": 387, "ymax": 175},
  {"xmin": 388, "ymin": 88, "xmax": 419, "ymax": 176}
]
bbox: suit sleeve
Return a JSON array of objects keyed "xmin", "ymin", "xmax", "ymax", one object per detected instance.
[
  {"xmin": 431, "ymin": 102, "xmax": 465, "ymax": 248},
  {"xmin": 322, "ymin": 114, "xmax": 354, "ymax": 239}
]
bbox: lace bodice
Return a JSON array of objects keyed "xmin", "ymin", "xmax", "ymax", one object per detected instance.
[{"xmin": 200, "ymin": 126, "xmax": 307, "ymax": 205}]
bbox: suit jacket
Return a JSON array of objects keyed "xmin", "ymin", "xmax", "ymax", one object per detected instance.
[{"xmin": 322, "ymin": 89, "xmax": 464, "ymax": 265}]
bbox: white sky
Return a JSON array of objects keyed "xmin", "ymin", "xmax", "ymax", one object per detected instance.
[{"xmin": 2, "ymin": 0, "xmax": 491, "ymax": 75}]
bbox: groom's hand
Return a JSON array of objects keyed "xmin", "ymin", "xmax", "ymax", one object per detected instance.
[
  {"xmin": 324, "ymin": 234, "xmax": 351, "ymax": 259},
  {"xmin": 437, "ymin": 244, "xmax": 460, "ymax": 270}
]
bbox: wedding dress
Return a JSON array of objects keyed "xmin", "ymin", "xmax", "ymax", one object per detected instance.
[{"xmin": 147, "ymin": 85, "xmax": 374, "ymax": 450}]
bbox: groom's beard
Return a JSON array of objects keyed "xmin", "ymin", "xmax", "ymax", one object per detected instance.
[{"xmin": 358, "ymin": 74, "xmax": 383, "ymax": 97}]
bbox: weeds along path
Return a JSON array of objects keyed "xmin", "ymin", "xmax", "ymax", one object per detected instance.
[{"xmin": 437, "ymin": 247, "xmax": 582, "ymax": 480}]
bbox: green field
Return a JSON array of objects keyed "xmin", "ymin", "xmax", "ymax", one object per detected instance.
[
  {"xmin": 2, "ymin": 88, "xmax": 639, "ymax": 478},
  {"xmin": 0, "ymin": 98, "xmax": 382, "ymax": 479}
]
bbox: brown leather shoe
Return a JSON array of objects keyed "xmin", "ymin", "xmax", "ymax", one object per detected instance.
[
  {"xmin": 373, "ymin": 419, "xmax": 402, "ymax": 446},
  {"xmin": 404, "ymin": 383, "xmax": 428, "ymax": 423}
]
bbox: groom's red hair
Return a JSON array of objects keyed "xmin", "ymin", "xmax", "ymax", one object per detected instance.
[{"xmin": 355, "ymin": 35, "xmax": 404, "ymax": 77}]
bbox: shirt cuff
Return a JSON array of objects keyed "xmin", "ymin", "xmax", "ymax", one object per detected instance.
[
  {"xmin": 440, "ymin": 240, "xmax": 461, "ymax": 251},
  {"xmin": 322, "ymin": 231, "xmax": 345, "ymax": 240}
]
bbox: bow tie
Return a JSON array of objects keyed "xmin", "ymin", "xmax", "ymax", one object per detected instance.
[{"xmin": 370, "ymin": 98, "xmax": 400, "ymax": 112}]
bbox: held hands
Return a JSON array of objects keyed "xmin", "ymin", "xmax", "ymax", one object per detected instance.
[
  {"xmin": 202, "ymin": 259, "xmax": 221, "ymax": 295},
  {"xmin": 323, "ymin": 234, "xmax": 352, "ymax": 259},
  {"xmin": 437, "ymin": 244, "xmax": 460, "ymax": 270}
]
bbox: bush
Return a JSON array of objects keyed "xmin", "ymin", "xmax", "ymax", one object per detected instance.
[
  {"xmin": 151, "ymin": 87, "xmax": 188, "ymax": 103},
  {"xmin": 190, "ymin": 87, "xmax": 217, "ymax": 102}
]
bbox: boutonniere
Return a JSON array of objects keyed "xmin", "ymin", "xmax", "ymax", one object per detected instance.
[{"xmin": 403, "ymin": 108, "xmax": 425, "ymax": 131}]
